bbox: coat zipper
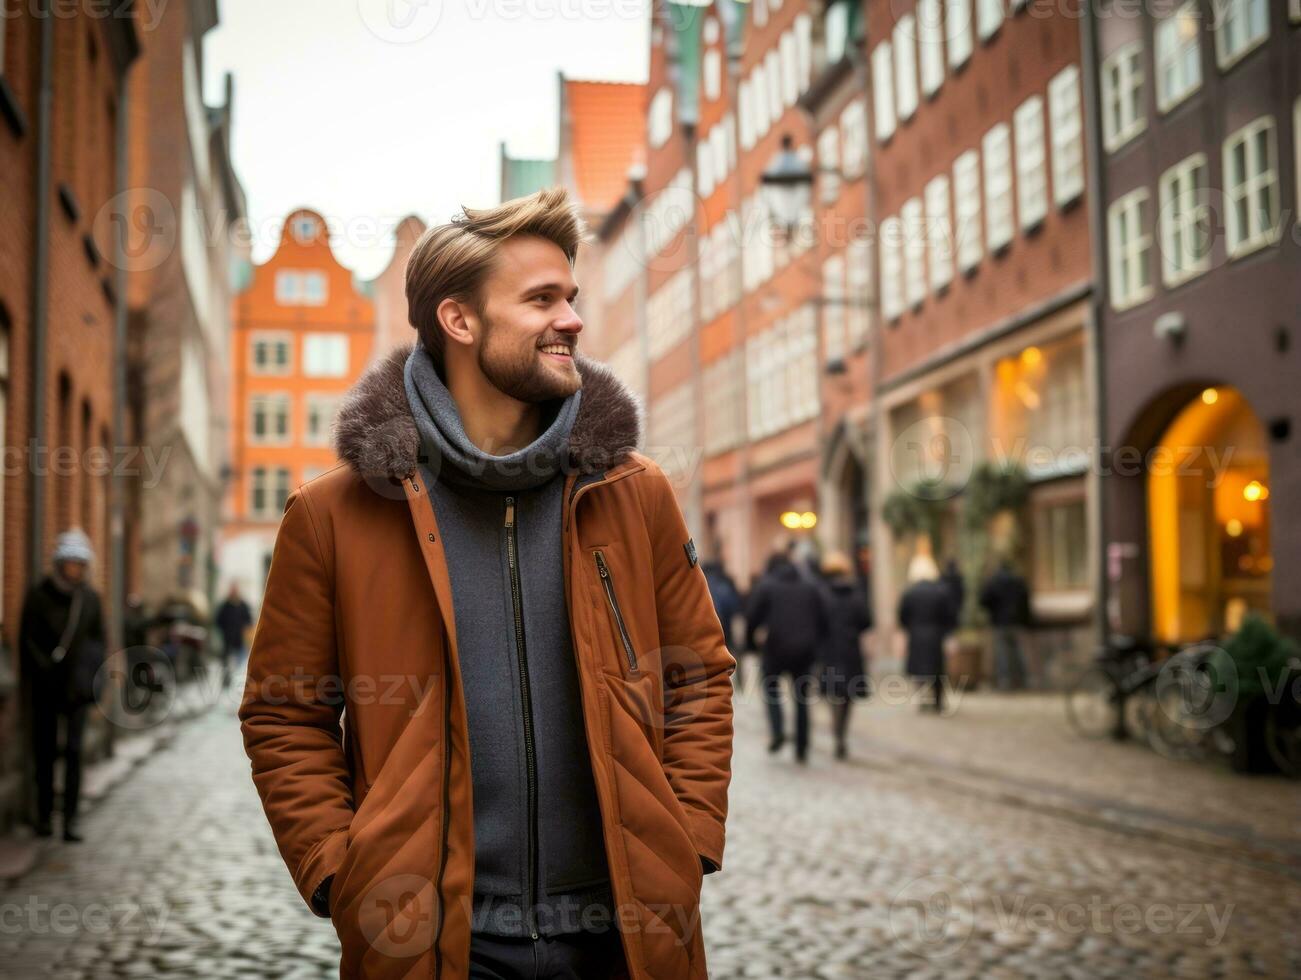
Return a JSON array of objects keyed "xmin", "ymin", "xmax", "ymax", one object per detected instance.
[
  {"xmin": 433, "ymin": 638, "xmax": 452, "ymax": 977},
  {"xmin": 594, "ymin": 550, "xmax": 638, "ymax": 673},
  {"xmin": 504, "ymin": 496, "xmax": 540, "ymax": 940}
]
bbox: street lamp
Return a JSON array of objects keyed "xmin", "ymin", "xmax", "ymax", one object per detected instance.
[{"xmin": 759, "ymin": 133, "xmax": 813, "ymax": 237}]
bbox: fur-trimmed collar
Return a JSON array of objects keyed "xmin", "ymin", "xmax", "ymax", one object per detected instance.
[{"xmin": 332, "ymin": 343, "xmax": 644, "ymax": 481}]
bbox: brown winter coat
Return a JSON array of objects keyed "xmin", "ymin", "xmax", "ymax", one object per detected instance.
[{"xmin": 238, "ymin": 344, "xmax": 735, "ymax": 979}]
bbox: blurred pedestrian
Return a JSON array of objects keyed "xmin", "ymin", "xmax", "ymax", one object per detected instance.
[
  {"xmin": 746, "ymin": 548, "xmax": 828, "ymax": 763},
  {"xmin": 817, "ymin": 551, "xmax": 872, "ymax": 760},
  {"xmin": 898, "ymin": 554, "xmax": 957, "ymax": 714},
  {"xmin": 18, "ymin": 529, "xmax": 106, "ymax": 842},
  {"xmin": 941, "ymin": 558, "xmax": 965, "ymax": 617},
  {"xmin": 979, "ymin": 558, "xmax": 1031, "ymax": 691},
  {"xmin": 701, "ymin": 556, "xmax": 744, "ymax": 688},
  {"xmin": 214, "ymin": 582, "xmax": 254, "ymax": 692}
]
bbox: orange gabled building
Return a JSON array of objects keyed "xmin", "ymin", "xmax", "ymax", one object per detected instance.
[{"xmin": 220, "ymin": 209, "xmax": 375, "ymax": 602}]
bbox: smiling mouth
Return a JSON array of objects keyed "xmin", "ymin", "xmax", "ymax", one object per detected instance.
[{"xmin": 539, "ymin": 343, "xmax": 574, "ymax": 359}]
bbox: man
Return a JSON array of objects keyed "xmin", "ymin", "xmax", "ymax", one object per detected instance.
[
  {"xmin": 979, "ymin": 558, "xmax": 1032, "ymax": 691},
  {"xmin": 239, "ymin": 187, "xmax": 735, "ymax": 980},
  {"xmin": 214, "ymin": 583, "xmax": 253, "ymax": 691},
  {"xmin": 19, "ymin": 528, "xmax": 105, "ymax": 842}
]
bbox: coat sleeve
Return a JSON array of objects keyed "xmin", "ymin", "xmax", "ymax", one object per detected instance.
[
  {"xmin": 238, "ymin": 489, "xmax": 355, "ymax": 917},
  {"xmin": 642, "ymin": 467, "xmax": 736, "ymax": 874}
]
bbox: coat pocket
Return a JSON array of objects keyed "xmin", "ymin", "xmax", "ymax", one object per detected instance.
[{"xmin": 594, "ymin": 549, "xmax": 639, "ymax": 674}]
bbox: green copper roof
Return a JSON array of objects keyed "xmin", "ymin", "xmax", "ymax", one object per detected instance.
[
  {"xmin": 501, "ymin": 156, "xmax": 557, "ymax": 202},
  {"xmin": 667, "ymin": 1, "xmax": 705, "ymax": 125}
]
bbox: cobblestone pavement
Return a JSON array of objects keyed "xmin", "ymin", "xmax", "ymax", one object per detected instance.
[{"xmin": 1, "ymin": 684, "xmax": 1298, "ymax": 978}]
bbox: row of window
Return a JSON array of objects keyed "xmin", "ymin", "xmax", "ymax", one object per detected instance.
[
  {"xmin": 274, "ymin": 269, "xmax": 329, "ymax": 307},
  {"xmin": 250, "ymin": 332, "xmax": 350, "ymax": 377},
  {"xmin": 878, "ymin": 63, "xmax": 1084, "ymax": 321},
  {"xmin": 248, "ymin": 392, "xmax": 343, "ymax": 446},
  {"xmin": 872, "ymin": 0, "xmax": 1029, "ymax": 144},
  {"xmin": 821, "ymin": 236, "xmax": 872, "ymax": 363},
  {"xmin": 1101, "ymin": 0, "xmax": 1283, "ymax": 154},
  {"xmin": 737, "ymin": 13, "xmax": 814, "ymax": 154},
  {"xmin": 647, "ymin": 265, "xmax": 696, "ymax": 361},
  {"xmin": 746, "ymin": 303, "xmax": 820, "ymax": 441},
  {"xmin": 816, "ymin": 98, "xmax": 869, "ymax": 204},
  {"xmin": 1108, "ymin": 110, "xmax": 1294, "ymax": 310},
  {"xmin": 247, "ymin": 465, "xmax": 328, "ymax": 520}
]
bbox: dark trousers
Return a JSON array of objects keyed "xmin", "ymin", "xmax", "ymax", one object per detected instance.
[
  {"xmin": 830, "ymin": 700, "xmax": 853, "ymax": 749},
  {"xmin": 469, "ymin": 929, "xmax": 628, "ymax": 979},
  {"xmin": 762, "ymin": 669, "xmax": 816, "ymax": 757},
  {"xmin": 31, "ymin": 686, "xmax": 89, "ymax": 825}
]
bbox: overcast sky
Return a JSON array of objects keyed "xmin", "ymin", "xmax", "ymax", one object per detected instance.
[{"xmin": 203, "ymin": 0, "xmax": 651, "ymax": 279}]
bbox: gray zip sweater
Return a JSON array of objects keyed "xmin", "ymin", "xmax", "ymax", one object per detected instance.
[{"xmin": 403, "ymin": 346, "xmax": 614, "ymax": 938}]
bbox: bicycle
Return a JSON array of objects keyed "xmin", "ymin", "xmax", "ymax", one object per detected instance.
[{"xmin": 1064, "ymin": 635, "xmax": 1168, "ymax": 741}]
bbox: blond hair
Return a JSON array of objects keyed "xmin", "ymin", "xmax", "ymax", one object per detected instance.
[
  {"xmin": 405, "ymin": 186, "xmax": 589, "ymax": 370},
  {"xmin": 908, "ymin": 554, "xmax": 940, "ymax": 584},
  {"xmin": 820, "ymin": 550, "xmax": 853, "ymax": 577}
]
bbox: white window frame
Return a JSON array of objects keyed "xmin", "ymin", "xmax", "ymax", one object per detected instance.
[
  {"xmin": 302, "ymin": 333, "xmax": 349, "ymax": 378},
  {"xmin": 780, "ymin": 31, "xmax": 799, "ymax": 107},
  {"xmin": 901, "ymin": 197, "xmax": 927, "ymax": 309},
  {"xmin": 1222, "ymin": 115, "xmax": 1280, "ymax": 258},
  {"xmin": 947, "ymin": 0, "xmax": 973, "ymax": 68},
  {"xmin": 1107, "ymin": 188, "xmax": 1153, "ymax": 310},
  {"xmin": 1049, "ymin": 65, "xmax": 1085, "ymax": 207},
  {"xmin": 822, "ymin": 255, "xmax": 847, "ymax": 364},
  {"xmin": 1101, "ymin": 42, "xmax": 1145, "ymax": 152},
  {"xmin": 765, "ymin": 48, "xmax": 783, "ymax": 122},
  {"xmin": 249, "ymin": 331, "xmax": 292, "ymax": 376},
  {"xmin": 818, "ymin": 126, "xmax": 841, "ymax": 204},
  {"xmin": 1155, "ymin": 2, "xmax": 1202, "ymax": 113},
  {"xmin": 1014, "ymin": 95, "xmax": 1048, "ymax": 230},
  {"xmin": 918, "ymin": 0, "xmax": 945, "ymax": 97},
  {"xmin": 976, "ymin": 0, "xmax": 1003, "ymax": 41},
  {"xmin": 649, "ymin": 86, "xmax": 674, "ymax": 148},
  {"xmin": 846, "ymin": 234, "xmax": 872, "ymax": 349},
  {"xmin": 894, "ymin": 15, "xmax": 919, "ymax": 122},
  {"xmin": 1214, "ymin": 0, "xmax": 1268, "ymax": 71},
  {"xmin": 249, "ymin": 466, "xmax": 294, "ymax": 520},
  {"xmin": 880, "ymin": 215, "xmax": 904, "ymax": 322},
  {"xmin": 953, "ymin": 149, "xmax": 983, "ymax": 272},
  {"xmin": 872, "ymin": 41, "xmax": 896, "ymax": 141},
  {"xmin": 925, "ymin": 175, "xmax": 954, "ymax": 292},
  {"xmin": 249, "ymin": 393, "xmax": 292, "ymax": 446},
  {"xmin": 704, "ymin": 49, "xmax": 721, "ymax": 102},
  {"xmin": 840, "ymin": 99, "xmax": 868, "ymax": 179},
  {"xmin": 1158, "ymin": 153, "xmax": 1210, "ymax": 287},
  {"xmin": 982, "ymin": 123, "xmax": 1014, "ymax": 251}
]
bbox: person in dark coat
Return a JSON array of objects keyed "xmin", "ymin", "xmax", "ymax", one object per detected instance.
[
  {"xmin": 18, "ymin": 529, "xmax": 105, "ymax": 842},
  {"xmin": 979, "ymin": 559, "xmax": 1031, "ymax": 691},
  {"xmin": 817, "ymin": 551, "xmax": 873, "ymax": 759},
  {"xmin": 701, "ymin": 558, "xmax": 745, "ymax": 689},
  {"xmin": 745, "ymin": 549, "xmax": 829, "ymax": 763},
  {"xmin": 941, "ymin": 558, "xmax": 965, "ymax": 617},
  {"xmin": 214, "ymin": 583, "xmax": 254, "ymax": 691},
  {"xmin": 898, "ymin": 554, "xmax": 957, "ymax": 714}
]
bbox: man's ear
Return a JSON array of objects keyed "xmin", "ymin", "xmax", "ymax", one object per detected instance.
[{"xmin": 435, "ymin": 296, "xmax": 477, "ymax": 350}]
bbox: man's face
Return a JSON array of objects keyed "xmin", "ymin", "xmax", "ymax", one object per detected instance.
[
  {"xmin": 471, "ymin": 235, "xmax": 583, "ymax": 403},
  {"xmin": 58, "ymin": 560, "xmax": 87, "ymax": 585}
]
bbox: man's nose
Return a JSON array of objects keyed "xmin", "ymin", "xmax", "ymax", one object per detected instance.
[{"xmin": 554, "ymin": 303, "xmax": 583, "ymax": 334}]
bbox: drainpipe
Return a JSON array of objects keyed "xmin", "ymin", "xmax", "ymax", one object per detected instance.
[
  {"xmin": 110, "ymin": 71, "xmax": 131, "ymax": 668},
  {"xmin": 27, "ymin": 0, "xmax": 54, "ymax": 587},
  {"xmin": 1080, "ymin": 2, "xmax": 1110, "ymax": 644}
]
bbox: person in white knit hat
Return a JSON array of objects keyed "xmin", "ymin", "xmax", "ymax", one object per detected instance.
[{"xmin": 18, "ymin": 528, "xmax": 105, "ymax": 841}]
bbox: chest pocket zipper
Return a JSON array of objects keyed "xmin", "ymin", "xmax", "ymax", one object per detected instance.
[{"xmin": 594, "ymin": 550, "xmax": 639, "ymax": 673}]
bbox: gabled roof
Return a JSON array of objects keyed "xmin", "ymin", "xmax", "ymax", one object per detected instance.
[
  {"xmin": 499, "ymin": 144, "xmax": 558, "ymax": 202},
  {"xmin": 562, "ymin": 78, "xmax": 646, "ymax": 213}
]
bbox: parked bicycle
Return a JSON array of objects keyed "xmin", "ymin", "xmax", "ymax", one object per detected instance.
[{"xmin": 1064, "ymin": 635, "xmax": 1168, "ymax": 742}]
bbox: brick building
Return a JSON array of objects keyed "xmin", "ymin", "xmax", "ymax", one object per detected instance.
[
  {"xmin": 366, "ymin": 214, "xmax": 426, "ymax": 361},
  {"xmin": 219, "ymin": 210, "xmax": 376, "ymax": 604},
  {"xmin": 0, "ymin": 3, "xmax": 138, "ymax": 828}
]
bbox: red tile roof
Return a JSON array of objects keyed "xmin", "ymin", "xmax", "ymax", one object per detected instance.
[{"xmin": 564, "ymin": 79, "xmax": 646, "ymax": 213}]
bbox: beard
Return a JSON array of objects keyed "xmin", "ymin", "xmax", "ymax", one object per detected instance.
[{"xmin": 477, "ymin": 311, "xmax": 581, "ymax": 403}]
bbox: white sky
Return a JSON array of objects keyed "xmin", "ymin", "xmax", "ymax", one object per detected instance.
[{"xmin": 202, "ymin": 0, "xmax": 651, "ymax": 279}]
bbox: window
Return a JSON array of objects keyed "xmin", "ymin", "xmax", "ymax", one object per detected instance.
[
  {"xmin": 894, "ymin": 16, "xmax": 919, "ymax": 121},
  {"xmin": 947, "ymin": 0, "xmax": 973, "ymax": 68},
  {"xmin": 1101, "ymin": 42, "xmax": 1145, "ymax": 151},
  {"xmin": 753, "ymin": 63, "xmax": 771, "ymax": 137},
  {"xmin": 738, "ymin": 79, "xmax": 754, "ymax": 150},
  {"xmin": 982, "ymin": 123, "xmax": 1014, "ymax": 251},
  {"xmin": 649, "ymin": 86, "xmax": 673, "ymax": 147},
  {"xmin": 745, "ymin": 306, "xmax": 819, "ymax": 440},
  {"xmin": 249, "ymin": 394, "xmax": 291, "ymax": 445},
  {"xmin": 879, "ymin": 215, "xmax": 904, "ymax": 322},
  {"xmin": 1215, "ymin": 0, "xmax": 1267, "ymax": 69},
  {"xmin": 953, "ymin": 149, "xmax": 983, "ymax": 272},
  {"xmin": 1107, "ymin": 189, "xmax": 1153, "ymax": 309},
  {"xmin": 291, "ymin": 215, "xmax": 319, "ymax": 242},
  {"xmin": 925, "ymin": 175, "xmax": 954, "ymax": 291},
  {"xmin": 304, "ymin": 394, "xmax": 343, "ymax": 446},
  {"xmin": 840, "ymin": 100, "xmax": 868, "ymax": 179},
  {"xmin": 1014, "ymin": 96, "xmax": 1047, "ymax": 230},
  {"xmin": 1222, "ymin": 116, "xmax": 1279, "ymax": 257},
  {"xmin": 275, "ymin": 270, "xmax": 328, "ymax": 306},
  {"xmin": 918, "ymin": 0, "xmax": 945, "ymax": 97},
  {"xmin": 1033, "ymin": 496, "xmax": 1089, "ymax": 592},
  {"xmin": 901, "ymin": 197, "xmax": 926, "ymax": 309},
  {"xmin": 846, "ymin": 235, "xmax": 872, "ymax": 349},
  {"xmin": 818, "ymin": 127, "xmax": 841, "ymax": 204},
  {"xmin": 1155, "ymin": 3, "xmax": 1201, "ymax": 111},
  {"xmin": 976, "ymin": 0, "xmax": 1003, "ymax": 41},
  {"xmin": 704, "ymin": 50, "xmax": 721, "ymax": 102},
  {"xmin": 1048, "ymin": 65, "xmax": 1085, "ymax": 206},
  {"xmin": 697, "ymin": 139, "xmax": 715, "ymax": 198},
  {"xmin": 765, "ymin": 49, "xmax": 782, "ymax": 121},
  {"xmin": 795, "ymin": 14, "xmax": 813, "ymax": 87},
  {"xmin": 780, "ymin": 31, "xmax": 799, "ymax": 107},
  {"xmin": 303, "ymin": 334, "xmax": 349, "ymax": 377},
  {"xmin": 1158, "ymin": 154, "xmax": 1211, "ymax": 286},
  {"xmin": 822, "ymin": 255, "xmax": 847, "ymax": 364},
  {"xmin": 250, "ymin": 466, "xmax": 292, "ymax": 520},
  {"xmin": 872, "ymin": 42, "xmax": 896, "ymax": 141},
  {"xmin": 250, "ymin": 333, "xmax": 291, "ymax": 375}
]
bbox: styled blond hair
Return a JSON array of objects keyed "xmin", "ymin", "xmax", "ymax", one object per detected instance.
[
  {"xmin": 820, "ymin": 550, "xmax": 853, "ymax": 577},
  {"xmin": 908, "ymin": 554, "xmax": 940, "ymax": 584},
  {"xmin": 405, "ymin": 186, "xmax": 589, "ymax": 371}
]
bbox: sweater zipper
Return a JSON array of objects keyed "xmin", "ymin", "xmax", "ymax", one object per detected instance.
[
  {"xmin": 594, "ymin": 550, "xmax": 638, "ymax": 673},
  {"xmin": 504, "ymin": 496, "xmax": 540, "ymax": 940}
]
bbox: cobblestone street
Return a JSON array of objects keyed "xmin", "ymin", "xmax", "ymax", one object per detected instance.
[{"xmin": 1, "ymin": 681, "xmax": 1299, "ymax": 979}]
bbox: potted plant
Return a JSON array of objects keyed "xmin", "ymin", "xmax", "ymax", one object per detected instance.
[{"xmin": 1208, "ymin": 615, "xmax": 1299, "ymax": 774}]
